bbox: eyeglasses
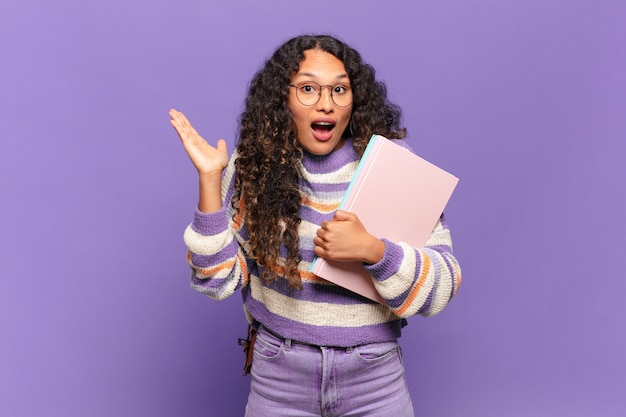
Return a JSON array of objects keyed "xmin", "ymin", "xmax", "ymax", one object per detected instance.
[{"xmin": 289, "ymin": 81, "xmax": 353, "ymax": 108}]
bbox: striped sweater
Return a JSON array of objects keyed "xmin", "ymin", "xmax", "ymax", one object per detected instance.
[{"xmin": 183, "ymin": 138, "xmax": 461, "ymax": 347}]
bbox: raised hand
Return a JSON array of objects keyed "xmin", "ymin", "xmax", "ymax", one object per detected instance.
[
  {"xmin": 169, "ymin": 109, "xmax": 228, "ymax": 213},
  {"xmin": 169, "ymin": 109, "xmax": 228, "ymax": 177}
]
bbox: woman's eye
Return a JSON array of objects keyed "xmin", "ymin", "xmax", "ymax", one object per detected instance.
[
  {"xmin": 334, "ymin": 85, "xmax": 347, "ymax": 94},
  {"xmin": 301, "ymin": 84, "xmax": 317, "ymax": 94}
]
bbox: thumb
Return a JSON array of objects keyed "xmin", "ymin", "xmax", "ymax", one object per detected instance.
[
  {"xmin": 333, "ymin": 210, "xmax": 353, "ymax": 221},
  {"xmin": 216, "ymin": 138, "xmax": 228, "ymax": 154}
]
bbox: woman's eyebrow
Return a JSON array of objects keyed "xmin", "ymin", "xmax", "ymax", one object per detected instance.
[{"xmin": 294, "ymin": 72, "xmax": 350, "ymax": 81}]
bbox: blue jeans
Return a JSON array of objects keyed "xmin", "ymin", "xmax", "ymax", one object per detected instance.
[{"xmin": 245, "ymin": 326, "xmax": 414, "ymax": 417}]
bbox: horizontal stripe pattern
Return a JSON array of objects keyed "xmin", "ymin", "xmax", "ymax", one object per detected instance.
[{"xmin": 183, "ymin": 139, "xmax": 461, "ymax": 346}]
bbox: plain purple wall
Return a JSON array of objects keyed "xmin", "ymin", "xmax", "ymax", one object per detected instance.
[{"xmin": 1, "ymin": 0, "xmax": 625, "ymax": 416}]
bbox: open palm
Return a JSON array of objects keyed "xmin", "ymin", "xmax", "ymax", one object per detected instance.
[{"xmin": 169, "ymin": 109, "xmax": 229, "ymax": 176}]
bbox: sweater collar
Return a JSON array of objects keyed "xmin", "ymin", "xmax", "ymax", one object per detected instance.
[{"xmin": 300, "ymin": 138, "xmax": 359, "ymax": 174}]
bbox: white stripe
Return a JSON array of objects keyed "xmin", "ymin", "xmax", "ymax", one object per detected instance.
[
  {"xmin": 249, "ymin": 277, "xmax": 396, "ymax": 327},
  {"xmin": 423, "ymin": 249, "xmax": 454, "ymax": 315},
  {"xmin": 300, "ymin": 160, "xmax": 359, "ymax": 183},
  {"xmin": 374, "ymin": 243, "xmax": 417, "ymax": 300},
  {"xmin": 183, "ymin": 225, "xmax": 233, "ymax": 256}
]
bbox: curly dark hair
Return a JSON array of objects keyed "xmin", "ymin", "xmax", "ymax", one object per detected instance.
[{"xmin": 233, "ymin": 34, "xmax": 406, "ymax": 289}]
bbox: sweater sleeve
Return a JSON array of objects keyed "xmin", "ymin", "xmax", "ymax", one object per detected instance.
[
  {"xmin": 182, "ymin": 152, "xmax": 250, "ymax": 300},
  {"xmin": 364, "ymin": 214, "xmax": 461, "ymax": 318}
]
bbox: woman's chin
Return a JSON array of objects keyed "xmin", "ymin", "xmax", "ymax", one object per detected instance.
[{"xmin": 299, "ymin": 136, "xmax": 346, "ymax": 156}]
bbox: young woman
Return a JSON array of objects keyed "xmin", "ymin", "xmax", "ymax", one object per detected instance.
[{"xmin": 170, "ymin": 34, "xmax": 461, "ymax": 417}]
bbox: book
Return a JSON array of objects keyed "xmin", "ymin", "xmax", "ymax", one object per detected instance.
[{"xmin": 309, "ymin": 134, "xmax": 459, "ymax": 303}]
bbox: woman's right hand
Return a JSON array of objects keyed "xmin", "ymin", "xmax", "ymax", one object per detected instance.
[
  {"xmin": 169, "ymin": 109, "xmax": 228, "ymax": 213},
  {"xmin": 169, "ymin": 108, "xmax": 228, "ymax": 176}
]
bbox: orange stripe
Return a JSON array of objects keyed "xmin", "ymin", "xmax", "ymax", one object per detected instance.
[
  {"xmin": 393, "ymin": 254, "xmax": 431, "ymax": 316},
  {"xmin": 301, "ymin": 270, "xmax": 327, "ymax": 282},
  {"xmin": 186, "ymin": 251, "xmax": 236, "ymax": 276},
  {"xmin": 301, "ymin": 197, "xmax": 340, "ymax": 213},
  {"xmin": 232, "ymin": 198, "xmax": 245, "ymax": 230},
  {"xmin": 237, "ymin": 254, "xmax": 249, "ymax": 286},
  {"xmin": 188, "ymin": 250, "xmax": 250, "ymax": 285},
  {"xmin": 453, "ymin": 270, "xmax": 462, "ymax": 295},
  {"xmin": 197, "ymin": 260, "xmax": 236, "ymax": 276},
  {"xmin": 232, "ymin": 212, "xmax": 243, "ymax": 230},
  {"xmin": 253, "ymin": 262, "xmax": 328, "ymax": 284},
  {"xmin": 188, "ymin": 251, "xmax": 328, "ymax": 285}
]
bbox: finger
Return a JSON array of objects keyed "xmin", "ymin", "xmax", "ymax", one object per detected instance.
[
  {"xmin": 170, "ymin": 120, "xmax": 191, "ymax": 144},
  {"xmin": 169, "ymin": 110, "xmax": 187, "ymax": 133},
  {"xmin": 171, "ymin": 113, "xmax": 200, "ymax": 143},
  {"xmin": 169, "ymin": 109, "xmax": 188, "ymax": 127},
  {"xmin": 216, "ymin": 138, "xmax": 228, "ymax": 154},
  {"xmin": 175, "ymin": 114, "xmax": 193, "ymax": 135},
  {"xmin": 333, "ymin": 210, "xmax": 350, "ymax": 221},
  {"xmin": 170, "ymin": 118, "xmax": 185, "ymax": 139},
  {"xmin": 315, "ymin": 230, "xmax": 328, "ymax": 243},
  {"xmin": 313, "ymin": 245, "xmax": 325, "ymax": 258}
]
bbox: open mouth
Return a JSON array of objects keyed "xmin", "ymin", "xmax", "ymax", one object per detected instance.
[
  {"xmin": 312, "ymin": 121, "xmax": 335, "ymax": 131},
  {"xmin": 311, "ymin": 121, "xmax": 336, "ymax": 142}
]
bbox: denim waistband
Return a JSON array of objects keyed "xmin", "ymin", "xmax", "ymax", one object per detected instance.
[{"xmin": 257, "ymin": 324, "xmax": 357, "ymax": 352}]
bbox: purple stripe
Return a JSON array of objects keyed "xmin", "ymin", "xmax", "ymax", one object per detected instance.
[
  {"xmin": 441, "ymin": 253, "xmax": 459, "ymax": 301},
  {"xmin": 300, "ymin": 181, "xmax": 351, "ymax": 194},
  {"xmin": 191, "ymin": 274, "xmax": 229, "ymax": 293},
  {"xmin": 301, "ymin": 143, "xmax": 359, "ymax": 174},
  {"xmin": 384, "ymin": 285, "xmax": 412, "ymax": 310},
  {"xmin": 191, "ymin": 207, "xmax": 229, "ymax": 234},
  {"xmin": 366, "ymin": 239, "xmax": 403, "ymax": 283},
  {"xmin": 299, "ymin": 248, "xmax": 316, "ymax": 263},
  {"xmin": 300, "ymin": 206, "xmax": 334, "ymax": 225},
  {"xmin": 419, "ymin": 293, "xmax": 433, "ymax": 315},
  {"xmin": 189, "ymin": 239, "xmax": 239, "ymax": 268},
  {"xmin": 244, "ymin": 293, "xmax": 403, "ymax": 347},
  {"xmin": 427, "ymin": 243, "xmax": 453, "ymax": 252},
  {"xmin": 424, "ymin": 247, "xmax": 458, "ymax": 302}
]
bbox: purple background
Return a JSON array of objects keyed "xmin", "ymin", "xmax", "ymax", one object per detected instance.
[{"xmin": 1, "ymin": 0, "xmax": 625, "ymax": 416}]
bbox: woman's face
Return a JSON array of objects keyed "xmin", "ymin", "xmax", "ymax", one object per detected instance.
[{"xmin": 288, "ymin": 49, "xmax": 352, "ymax": 156}]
